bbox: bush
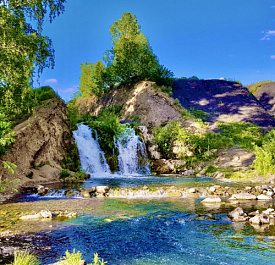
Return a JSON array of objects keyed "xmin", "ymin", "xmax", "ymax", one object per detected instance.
[
  {"xmin": 11, "ymin": 250, "xmax": 40, "ymax": 265},
  {"xmin": 85, "ymin": 106, "xmax": 126, "ymax": 157},
  {"xmin": 153, "ymin": 121, "xmax": 234, "ymax": 163},
  {"xmin": 218, "ymin": 121, "xmax": 263, "ymax": 151},
  {"xmin": 253, "ymin": 129, "xmax": 275, "ymax": 175}
]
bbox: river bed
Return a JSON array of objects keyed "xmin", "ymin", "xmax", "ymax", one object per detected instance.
[{"xmin": 1, "ymin": 176, "xmax": 275, "ymax": 264}]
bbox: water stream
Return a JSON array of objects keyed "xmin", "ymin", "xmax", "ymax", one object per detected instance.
[
  {"xmin": 73, "ymin": 124, "xmax": 111, "ymax": 176},
  {"xmin": 1, "ymin": 125, "xmax": 275, "ymax": 264}
]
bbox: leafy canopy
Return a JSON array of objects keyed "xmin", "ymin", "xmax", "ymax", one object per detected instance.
[
  {"xmin": 79, "ymin": 12, "xmax": 173, "ymax": 97},
  {"xmin": 0, "ymin": 0, "xmax": 66, "ymax": 114}
]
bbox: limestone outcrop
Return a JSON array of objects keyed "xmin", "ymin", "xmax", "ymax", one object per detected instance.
[{"xmin": 0, "ymin": 98, "xmax": 75, "ymax": 185}]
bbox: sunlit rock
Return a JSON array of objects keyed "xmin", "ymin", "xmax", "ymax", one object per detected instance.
[
  {"xmin": 257, "ymin": 194, "xmax": 272, "ymax": 200},
  {"xmin": 201, "ymin": 196, "xmax": 222, "ymax": 203}
]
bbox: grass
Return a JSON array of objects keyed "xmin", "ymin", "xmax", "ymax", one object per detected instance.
[
  {"xmin": 11, "ymin": 249, "xmax": 108, "ymax": 265},
  {"xmin": 11, "ymin": 250, "xmax": 40, "ymax": 265}
]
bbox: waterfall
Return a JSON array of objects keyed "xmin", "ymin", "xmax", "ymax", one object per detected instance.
[
  {"xmin": 115, "ymin": 128, "xmax": 150, "ymax": 175},
  {"xmin": 73, "ymin": 124, "xmax": 111, "ymax": 176}
]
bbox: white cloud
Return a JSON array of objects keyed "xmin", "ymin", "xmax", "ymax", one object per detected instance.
[
  {"xmin": 45, "ymin": 78, "xmax": 58, "ymax": 84},
  {"xmin": 58, "ymin": 85, "xmax": 78, "ymax": 94},
  {"xmin": 271, "ymin": 55, "xmax": 275, "ymax": 59},
  {"xmin": 261, "ymin": 30, "xmax": 275, "ymax": 40}
]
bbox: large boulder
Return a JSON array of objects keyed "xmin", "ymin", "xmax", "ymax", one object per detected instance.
[
  {"xmin": 215, "ymin": 148, "xmax": 255, "ymax": 169},
  {"xmin": 0, "ymin": 98, "xmax": 75, "ymax": 185}
]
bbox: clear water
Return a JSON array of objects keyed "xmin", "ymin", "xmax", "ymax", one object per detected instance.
[
  {"xmin": 37, "ymin": 198, "xmax": 275, "ymax": 265},
  {"xmin": 83, "ymin": 175, "xmax": 215, "ymax": 189}
]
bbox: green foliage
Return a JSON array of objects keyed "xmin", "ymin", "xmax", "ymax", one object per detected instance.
[
  {"xmin": 59, "ymin": 169, "xmax": 71, "ymax": 180},
  {"xmin": 90, "ymin": 253, "xmax": 108, "ymax": 265},
  {"xmin": 60, "ymin": 249, "xmax": 83, "ymax": 264},
  {"xmin": 0, "ymin": 113, "xmax": 16, "ymax": 156},
  {"xmin": 86, "ymin": 106, "xmax": 126, "ymax": 157},
  {"xmin": 189, "ymin": 107, "xmax": 209, "ymax": 121},
  {"xmin": 60, "ymin": 143, "xmax": 81, "ymax": 172},
  {"xmin": 218, "ymin": 121, "xmax": 263, "ymax": 151},
  {"xmin": 204, "ymin": 165, "xmax": 219, "ymax": 175},
  {"xmin": 160, "ymin": 85, "xmax": 173, "ymax": 96},
  {"xmin": 180, "ymin": 76, "xmax": 200, "ymax": 80},
  {"xmin": 0, "ymin": 0, "xmax": 66, "ymax": 114},
  {"xmin": 253, "ymin": 129, "xmax": 275, "ymax": 175},
  {"xmin": 79, "ymin": 60, "xmax": 106, "ymax": 97},
  {"xmin": 153, "ymin": 121, "xmax": 190, "ymax": 157},
  {"xmin": 0, "ymin": 176, "xmax": 19, "ymax": 193},
  {"xmin": 11, "ymin": 249, "xmax": 40, "ymax": 265},
  {"xmin": 153, "ymin": 121, "xmax": 234, "ymax": 163},
  {"xmin": 174, "ymin": 98, "xmax": 180, "ymax": 106},
  {"xmin": 79, "ymin": 12, "xmax": 174, "ymax": 97}
]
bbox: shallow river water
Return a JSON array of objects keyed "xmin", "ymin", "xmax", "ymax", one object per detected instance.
[{"xmin": 1, "ymin": 176, "xmax": 275, "ymax": 264}]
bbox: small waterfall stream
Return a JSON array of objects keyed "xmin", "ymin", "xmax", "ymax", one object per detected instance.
[
  {"xmin": 115, "ymin": 128, "xmax": 150, "ymax": 175},
  {"xmin": 73, "ymin": 124, "xmax": 111, "ymax": 176},
  {"xmin": 73, "ymin": 124, "xmax": 150, "ymax": 176}
]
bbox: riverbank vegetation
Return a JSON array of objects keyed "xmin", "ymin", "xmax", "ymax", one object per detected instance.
[{"xmin": 11, "ymin": 249, "xmax": 107, "ymax": 265}]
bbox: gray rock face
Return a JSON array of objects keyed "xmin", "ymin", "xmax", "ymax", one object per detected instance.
[
  {"xmin": 215, "ymin": 148, "xmax": 255, "ymax": 169},
  {"xmin": 0, "ymin": 98, "xmax": 75, "ymax": 185}
]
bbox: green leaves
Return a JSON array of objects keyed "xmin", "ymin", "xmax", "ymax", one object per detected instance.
[
  {"xmin": 79, "ymin": 60, "xmax": 105, "ymax": 97},
  {"xmin": 79, "ymin": 12, "xmax": 174, "ymax": 96},
  {"xmin": 0, "ymin": 0, "xmax": 66, "ymax": 114}
]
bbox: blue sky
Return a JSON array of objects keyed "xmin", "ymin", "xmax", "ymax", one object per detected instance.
[{"xmin": 36, "ymin": 0, "xmax": 275, "ymax": 101}]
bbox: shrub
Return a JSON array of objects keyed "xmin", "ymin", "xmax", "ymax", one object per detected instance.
[
  {"xmin": 153, "ymin": 121, "xmax": 234, "ymax": 163},
  {"xmin": 85, "ymin": 106, "xmax": 126, "ymax": 157},
  {"xmin": 253, "ymin": 129, "xmax": 275, "ymax": 175},
  {"xmin": 11, "ymin": 250, "xmax": 40, "ymax": 265},
  {"xmin": 174, "ymin": 98, "xmax": 180, "ymax": 106},
  {"xmin": 218, "ymin": 121, "xmax": 263, "ymax": 151},
  {"xmin": 60, "ymin": 169, "xmax": 71, "ymax": 179}
]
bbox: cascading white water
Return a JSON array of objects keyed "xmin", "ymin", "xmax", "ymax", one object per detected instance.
[
  {"xmin": 115, "ymin": 128, "xmax": 150, "ymax": 175},
  {"xmin": 73, "ymin": 124, "xmax": 111, "ymax": 176}
]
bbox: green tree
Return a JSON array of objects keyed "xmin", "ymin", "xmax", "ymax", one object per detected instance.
[
  {"xmin": 0, "ymin": 0, "xmax": 66, "ymax": 114},
  {"xmin": 108, "ymin": 12, "xmax": 158, "ymax": 84},
  {"xmin": 79, "ymin": 12, "xmax": 174, "ymax": 96},
  {"xmin": 79, "ymin": 60, "xmax": 105, "ymax": 97}
]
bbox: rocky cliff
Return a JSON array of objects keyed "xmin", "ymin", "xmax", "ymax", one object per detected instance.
[
  {"xmin": 173, "ymin": 79, "xmax": 275, "ymax": 130},
  {"xmin": 0, "ymin": 98, "xmax": 75, "ymax": 186},
  {"xmin": 247, "ymin": 81, "xmax": 275, "ymax": 116}
]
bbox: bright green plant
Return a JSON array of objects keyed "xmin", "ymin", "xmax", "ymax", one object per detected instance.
[
  {"xmin": 86, "ymin": 106, "xmax": 126, "ymax": 157},
  {"xmin": 60, "ymin": 249, "xmax": 83, "ymax": 264},
  {"xmin": 90, "ymin": 253, "xmax": 108, "ymax": 265},
  {"xmin": 218, "ymin": 121, "xmax": 263, "ymax": 151},
  {"xmin": 0, "ymin": 0, "xmax": 66, "ymax": 115},
  {"xmin": 174, "ymin": 98, "xmax": 180, "ymax": 106},
  {"xmin": 79, "ymin": 12, "xmax": 174, "ymax": 96},
  {"xmin": 153, "ymin": 121, "xmax": 234, "ymax": 163},
  {"xmin": 79, "ymin": 60, "xmax": 106, "ymax": 97},
  {"xmin": 253, "ymin": 129, "xmax": 275, "ymax": 175},
  {"xmin": 11, "ymin": 249, "xmax": 40, "ymax": 265},
  {"xmin": 59, "ymin": 250, "xmax": 107, "ymax": 265}
]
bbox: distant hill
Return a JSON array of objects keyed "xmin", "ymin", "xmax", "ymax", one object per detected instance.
[
  {"xmin": 247, "ymin": 81, "xmax": 275, "ymax": 116},
  {"xmin": 173, "ymin": 79, "xmax": 275, "ymax": 129}
]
